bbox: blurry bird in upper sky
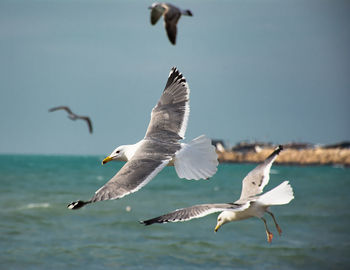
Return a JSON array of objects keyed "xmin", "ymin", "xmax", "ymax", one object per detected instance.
[
  {"xmin": 149, "ymin": 2, "xmax": 193, "ymax": 45},
  {"xmin": 48, "ymin": 106, "xmax": 93, "ymax": 134}
]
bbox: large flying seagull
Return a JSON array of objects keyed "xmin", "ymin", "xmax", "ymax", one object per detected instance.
[
  {"xmin": 67, "ymin": 67, "xmax": 218, "ymax": 210},
  {"xmin": 141, "ymin": 146, "xmax": 294, "ymax": 243}
]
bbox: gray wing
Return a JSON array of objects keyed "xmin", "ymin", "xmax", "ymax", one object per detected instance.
[
  {"xmin": 144, "ymin": 67, "xmax": 190, "ymax": 142},
  {"xmin": 239, "ymin": 145, "xmax": 283, "ymax": 200},
  {"xmin": 164, "ymin": 8, "xmax": 181, "ymax": 45},
  {"xmin": 141, "ymin": 203, "xmax": 249, "ymax": 225},
  {"xmin": 67, "ymin": 139, "xmax": 181, "ymax": 209},
  {"xmin": 150, "ymin": 6, "xmax": 164, "ymax": 25},
  {"xmin": 77, "ymin": 116, "xmax": 93, "ymax": 134},
  {"xmin": 48, "ymin": 106, "xmax": 73, "ymax": 115},
  {"xmin": 91, "ymin": 139, "xmax": 180, "ymax": 203},
  {"xmin": 165, "ymin": 19, "xmax": 178, "ymax": 45}
]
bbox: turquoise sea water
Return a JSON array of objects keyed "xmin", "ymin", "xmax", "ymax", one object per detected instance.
[{"xmin": 1, "ymin": 155, "xmax": 349, "ymax": 269}]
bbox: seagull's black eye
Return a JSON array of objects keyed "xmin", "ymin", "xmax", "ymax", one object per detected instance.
[{"xmin": 116, "ymin": 150, "xmax": 120, "ymax": 154}]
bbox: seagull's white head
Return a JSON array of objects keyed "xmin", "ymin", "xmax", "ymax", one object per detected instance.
[
  {"xmin": 149, "ymin": 2, "xmax": 165, "ymax": 12},
  {"xmin": 149, "ymin": 2, "xmax": 160, "ymax": 9},
  {"xmin": 102, "ymin": 145, "xmax": 128, "ymax": 164},
  {"xmin": 214, "ymin": 212, "xmax": 232, "ymax": 232}
]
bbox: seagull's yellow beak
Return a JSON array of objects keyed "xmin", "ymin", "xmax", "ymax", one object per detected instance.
[
  {"xmin": 214, "ymin": 223, "xmax": 221, "ymax": 232},
  {"xmin": 102, "ymin": 156, "xmax": 113, "ymax": 165}
]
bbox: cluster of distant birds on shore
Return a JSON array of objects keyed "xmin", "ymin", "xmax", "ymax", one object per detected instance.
[{"xmin": 49, "ymin": 3, "xmax": 294, "ymax": 243}]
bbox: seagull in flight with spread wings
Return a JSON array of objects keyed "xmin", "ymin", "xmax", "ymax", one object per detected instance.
[
  {"xmin": 149, "ymin": 2, "xmax": 193, "ymax": 45},
  {"xmin": 141, "ymin": 145, "xmax": 294, "ymax": 243},
  {"xmin": 67, "ymin": 67, "xmax": 218, "ymax": 210},
  {"xmin": 49, "ymin": 106, "xmax": 93, "ymax": 134}
]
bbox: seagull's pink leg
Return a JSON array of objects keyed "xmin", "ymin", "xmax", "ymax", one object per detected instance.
[
  {"xmin": 261, "ymin": 217, "xmax": 273, "ymax": 243},
  {"xmin": 267, "ymin": 210, "xmax": 282, "ymax": 236}
]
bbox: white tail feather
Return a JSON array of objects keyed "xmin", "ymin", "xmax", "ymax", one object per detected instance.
[
  {"xmin": 174, "ymin": 135, "xmax": 218, "ymax": 180},
  {"xmin": 257, "ymin": 181, "xmax": 294, "ymax": 206}
]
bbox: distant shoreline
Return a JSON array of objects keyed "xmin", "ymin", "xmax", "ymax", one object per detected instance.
[{"xmin": 217, "ymin": 147, "xmax": 350, "ymax": 167}]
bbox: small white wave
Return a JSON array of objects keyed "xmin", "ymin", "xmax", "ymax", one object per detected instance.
[
  {"xmin": 23, "ymin": 203, "xmax": 51, "ymax": 209},
  {"xmin": 332, "ymin": 164, "xmax": 345, "ymax": 169},
  {"xmin": 96, "ymin": 175, "xmax": 104, "ymax": 181},
  {"xmin": 270, "ymin": 169, "xmax": 279, "ymax": 175}
]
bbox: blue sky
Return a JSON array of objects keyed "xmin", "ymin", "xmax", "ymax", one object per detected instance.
[{"xmin": 0, "ymin": 0, "xmax": 349, "ymax": 155}]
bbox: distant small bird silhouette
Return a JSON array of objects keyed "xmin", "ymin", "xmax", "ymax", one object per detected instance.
[
  {"xmin": 49, "ymin": 106, "xmax": 93, "ymax": 134},
  {"xmin": 149, "ymin": 2, "xmax": 193, "ymax": 45}
]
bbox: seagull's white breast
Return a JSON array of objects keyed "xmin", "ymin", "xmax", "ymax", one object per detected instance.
[
  {"xmin": 222, "ymin": 202, "xmax": 268, "ymax": 222},
  {"xmin": 124, "ymin": 140, "xmax": 144, "ymax": 161}
]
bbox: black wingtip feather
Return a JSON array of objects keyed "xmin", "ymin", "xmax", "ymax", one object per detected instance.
[
  {"xmin": 265, "ymin": 145, "xmax": 284, "ymax": 160},
  {"xmin": 140, "ymin": 216, "xmax": 167, "ymax": 226},
  {"xmin": 276, "ymin": 144, "xmax": 283, "ymax": 153},
  {"xmin": 140, "ymin": 219, "xmax": 154, "ymax": 226},
  {"xmin": 170, "ymin": 67, "xmax": 181, "ymax": 79},
  {"xmin": 67, "ymin": 200, "xmax": 90, "ymax": 210},
  {"xmin": 185, "ymin": 10, "xmax": 193, "ymax": 16},
  {"xmin": 165, "ymin": 67, "xmax": 186, "ymax": 89}
]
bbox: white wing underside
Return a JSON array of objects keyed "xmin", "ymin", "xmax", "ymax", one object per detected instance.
[{"xmin": 174, "ymin": 135, "xmax": 218, "ymax": 180}]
